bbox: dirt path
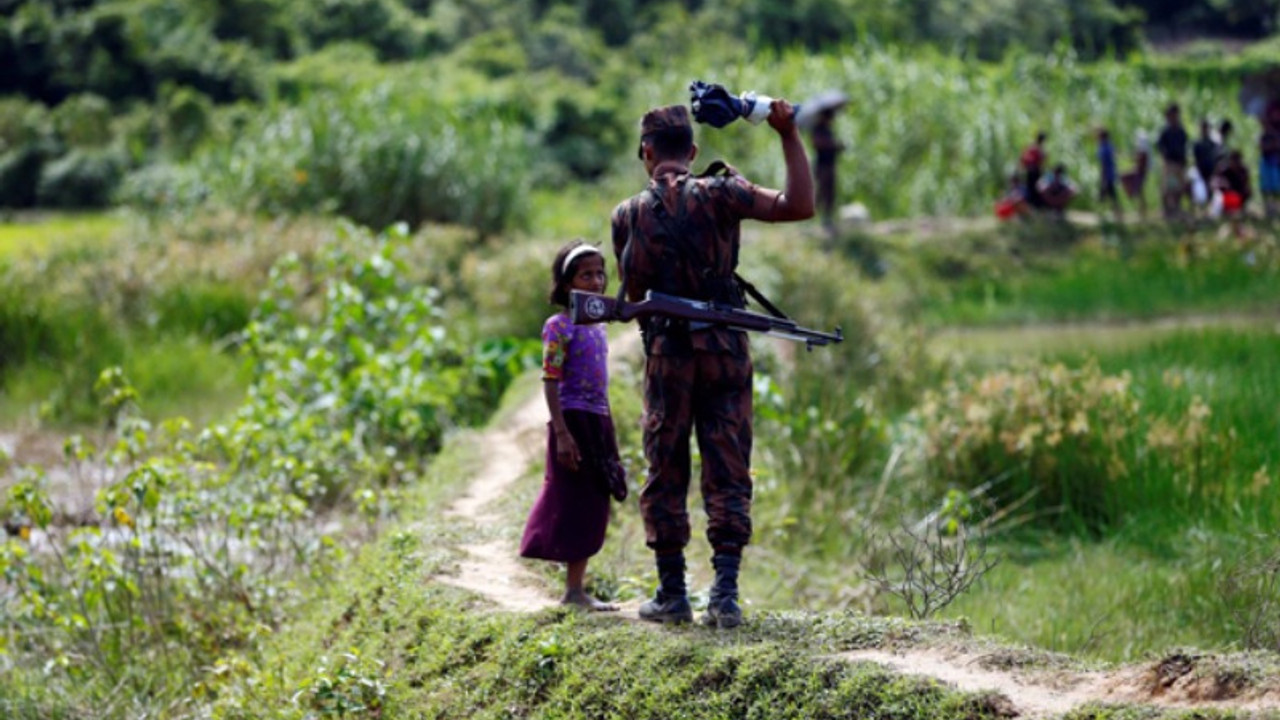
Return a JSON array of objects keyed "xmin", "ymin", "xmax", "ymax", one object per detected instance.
[
  {"xmin": 435, "ymin": 388, "xmax": 559, "ymax": 613},
  {"xmin": 431, "ymin": 329, "xmax": 1280, "ymax": 719}
]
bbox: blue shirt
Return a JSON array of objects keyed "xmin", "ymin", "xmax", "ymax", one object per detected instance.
[{"xmin": 1098, "ymin": 140, "xmax": 1117, "ymax": 183}]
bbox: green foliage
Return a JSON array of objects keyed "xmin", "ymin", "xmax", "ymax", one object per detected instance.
[
  {"xmin": 162, "ymin": 86, "xmax": 213, "ymax": 158},
  {"xmin": 916, "ymin": 228, "xmax": 1280, "ymax": 326},
  {"xmin": 236, "ymin": 222, "xmax": 535, "ymax": 502},
  {"xmin": 914, "ymin": 358, "xmax": 1247, "ymax": 532},
  {"xmin": 114, "ymin": 161, "xmax": 210, "ymax": 213},
  {"xmin": 290, "ymin": 0, "xmax": 429, "ymax": 60},
  {"xmin": 50, "ymin": 93, "xmax": 113, "ymax": 147},
  {"xmin": 0, "ymin": 221, "xmax": 535, "ymax": 716},
  {"xmin": 295, "ymin": 652, "xmax": 388, "ymax": 717},
  {"xmin": 199, "ymin": 89, "xmax": 532, "ymax": 234},
  {"xmin": 36, "ymin": 147, "xmax": 127, "ymax": 208},
  {"xmin": 0, "ymin": 98, "xmax": 56, "ymax": 208}
]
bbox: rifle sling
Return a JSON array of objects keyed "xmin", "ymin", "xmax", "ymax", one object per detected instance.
[{"xmin": 644, "ymin": 175, "xmax": 793, "ymax": 322}]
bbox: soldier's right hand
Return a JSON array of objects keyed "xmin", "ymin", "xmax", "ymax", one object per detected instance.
[{"xmin": 767, "ymin": 99, "xmax": 798, "ymax": 135}]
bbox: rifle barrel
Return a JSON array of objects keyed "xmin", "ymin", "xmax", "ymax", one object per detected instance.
[{"xmin": 568, "ymin": 290, "xmax": 842, "ymax": 346}]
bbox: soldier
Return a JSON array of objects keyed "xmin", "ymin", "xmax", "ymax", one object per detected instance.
[{"xmin": 610, "ymin": 101, "xmax": 813, "ymax": 628}]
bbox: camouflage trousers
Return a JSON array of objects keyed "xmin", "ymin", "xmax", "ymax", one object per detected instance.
[{"xmin": 640, "ymin": 350, "xmax": 753, "ymax": 553}]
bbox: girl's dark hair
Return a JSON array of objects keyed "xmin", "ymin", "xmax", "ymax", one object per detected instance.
[{"xmin": 549, "ymin": 239, "xmax": 605, "ymax": 308}]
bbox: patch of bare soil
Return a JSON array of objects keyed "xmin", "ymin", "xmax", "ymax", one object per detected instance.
[
  {"xmin": 434, "ymin": 394, "xmax": 558, "ymax": 613},
  {"xmin": 843, "ymin": 646, "xmax": 1280, "ymax": 718}
]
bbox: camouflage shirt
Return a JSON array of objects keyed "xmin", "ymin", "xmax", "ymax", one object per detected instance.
[{"xmin": 611, "ymin": 161, "xmax": 760, "ymax": 356}]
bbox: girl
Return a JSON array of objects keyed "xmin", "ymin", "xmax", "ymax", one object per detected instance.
[{"xmin": 519, "ymin": 240, "xmax": 626, "ymax": 611}]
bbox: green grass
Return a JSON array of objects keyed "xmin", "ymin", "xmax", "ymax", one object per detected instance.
[
  {"xmin": 0, "ymin": 212, "xmax": 123, "ymax": 260},
  {"xmin": 0, "ymin": 335, "xmax": 250, "ymax": 428},
  {"xmin": 944, "ymin": 525, "xmax": 1254, "ymax": 661},
  {"xmin": 918, "ymin": 327, "xmax": 1280, "ymax": 660},
  {"xmin": 912, "ymin": 229, "xmax": 1280, "ymax": 328},
  {"xmin": 1076, "ymin": 329, "xmax": 1280, "ymax": 519}
]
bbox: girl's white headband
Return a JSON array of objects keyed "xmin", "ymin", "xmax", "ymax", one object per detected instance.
[{"xmin": 562, "ymin": 244, "xmax": 602, "ymax": 274}]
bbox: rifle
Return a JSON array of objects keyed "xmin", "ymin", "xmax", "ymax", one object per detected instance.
[{"xmin": 569, "ymin": 289, "xmax": 842, "ymax": 349}]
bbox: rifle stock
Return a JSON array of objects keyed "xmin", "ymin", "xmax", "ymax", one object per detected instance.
[{"xmin": 569, "ymin": 290, "xmax": 842, "ymax": 348}]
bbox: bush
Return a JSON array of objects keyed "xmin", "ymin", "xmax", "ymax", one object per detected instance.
[
  {"xmin": 50, "ymin": 92, "xmax": 114, "ymax": 147},
  {"xmin": 915, "ymin": 359, "xmax": 1237, "ymax": 532},
  {"xmin": 150, "ymin": 280, "xmax": 254, "ymax": 340},
  {"xmin": 163, "ymin": 86, "xmax": 212, "ymax": 158},
  {"xmin": 36, "ymin": 147, "xmax": 126, "ymax": 208},
  {"xmin": 292, "ymin": 0, "xmax": 426, "ymax": 60},
  {"xmin": 0, "ymin": 145, "xmax": 51, "ymax": 208},
  {"xmin": 200, "ymin": 89, "xmax": 532, "ymax": 235},
  {"xmin": 116, "ymin": 162, "xmax": 210, "ymax": 214}
]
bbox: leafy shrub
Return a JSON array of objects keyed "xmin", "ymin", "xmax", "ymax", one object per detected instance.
[
  {"xmin": 50, "ymin": 93, "xmax": 113, "ymax": 147},
  {"xmin": 115, "ymin": 161, "xmax": 210, "ymax": 213},
  {"xmin": 457, "ymin": 27, "xmax": 529, "ymax": 77},
  {"xmin": 236, "ymin": 222, "xmax": 535, "ymax": 503},
  {"xmin": 36, "ymin": 147, "xmax": 127, "ymax": 208},
  {"xmin": 293, "ymin": 0, "xmax": 427, "ymax": 60},
  {"xmin": 460, "ymin": 237, "xmax": 563, "ymax": 339},
  {"xmin": 163, "ymin": 86, "xmax": 212, "ymax": 158},
  {"xmin": 0, "ymin": 144, "xmax": 53, "ymax": 208},
  {"xmin": 0, "ymin": 98, "xmax": 55, "ymax": 207},
  {"xmin": 0, "ymin": 223, "xmax": 535, "ymax": 715},
  {"xmin": 0, "ymin": 96, "xmax": 49, "ymax": 151},
  {"xmin": 543, "ymin": 94, "xmax": 628, "ymax": 180},
  {"xmin": 199, "ymin": 89, "xmax": 532, "ymax": 235},
  {"xmin": 150, "ymin": 280, "xmax": 254, "ymax": 340}
]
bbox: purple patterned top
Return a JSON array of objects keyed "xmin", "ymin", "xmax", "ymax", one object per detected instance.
[{"xmin": 542, "ymin": 312, "xmax": 610, "ymax": 416}]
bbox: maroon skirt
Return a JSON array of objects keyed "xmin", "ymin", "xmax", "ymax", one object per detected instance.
[{"xmin": 518, "ymin": 410, "xmax": 618, "ymax": 562}]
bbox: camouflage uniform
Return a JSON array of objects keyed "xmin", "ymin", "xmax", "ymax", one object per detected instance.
[{"xmin": 611, "ymin": 105, "xmax": 761, "ymax": 556}]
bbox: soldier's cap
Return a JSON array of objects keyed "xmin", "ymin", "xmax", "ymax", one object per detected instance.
[
  {"xmin": 637, "ymin": 105, "xmax": 693, "ymax": 159},
  {"xmin": 640, "ymin": 105, "xmax": 692, "ymax": 136}
]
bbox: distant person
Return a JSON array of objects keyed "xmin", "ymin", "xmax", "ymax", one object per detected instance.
[
  {"xmin": 519, "ymin": 240, "xmax": 627, "ymax": 611},
  {"xmin": 1217, "ymin": 150, "xmax": 1251, "ymax": 211},
  {"xmin": 1096, "ymin": 128, "xmax": 1121, "ymax": 219},
  {"xmin": 1218, "ymin": 119, "xmax": 1235, "ymax": 165},
  {"xmin": 1259, "ymin": 105, "xmax": 1280, "ymax": 218},
  {"xmin": 995, "ymin": 172, "xmax": 1031, "ymax": 221},
  {"xmin": 1020, "ymin": 131, "xmax": 1048, "ymax": 209},
  {"xmin": 1214, "ymin": 150, "xmax": 1252, "ymax": 237},
  {"xmin": 1192, "ymin": 119, "xmax": 1221, "ymax": 216},
  {"xmin": 1120, "ymin": 130, "xmax": 1151, "ymax": 219},
  {"xmin": 1036, "ymin": 163, "xmax": 1078, "ymax": 216},
  {"xmin": 810, "ymin": 107, "xmax": 846, "ymax": 240},
  {"xmin": 1156, "ymin": 103, "xmax": 1190, "ymax": 219}
]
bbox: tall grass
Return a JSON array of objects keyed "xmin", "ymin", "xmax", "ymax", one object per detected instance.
[
  {"xmin": 914, "ymin": 227, "xmax": 1280, "ymax": 327},
  {"xmin": 0, "ymin": 212, "xmax": 122, "ymax": 259},
  {"xmin": 198, "ymin": 87, "xmax": 533, "ymax": 236},
  {"xmin": 622, "ymin": 44, "xmax": 1246, "ymax": 220}
]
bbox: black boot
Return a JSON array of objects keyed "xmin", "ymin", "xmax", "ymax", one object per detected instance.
[
  {"xmin": 702, "ymin": 552, "xmax": 742, "ymax": 629},
  {"xmin": 638, "ymin": 552, "xmax": 693, "ymax": 624}
]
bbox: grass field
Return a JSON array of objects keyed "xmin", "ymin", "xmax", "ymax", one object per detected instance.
[{"xmin": 0, "ymin": 212, "xmax": 123, "ymax": 260}]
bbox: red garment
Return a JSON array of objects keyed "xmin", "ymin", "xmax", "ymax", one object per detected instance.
[{"xmin": 1021, "ymin": 146, "xmax": 1045, "ymax": 171}]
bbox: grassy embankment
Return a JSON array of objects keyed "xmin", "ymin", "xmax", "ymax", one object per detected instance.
[
  {"xmin": 396, "ymin": 217, "xmax": 1280, "ymax": 665},
  {"xmin": 203, "ymin": 376, "xmax": 1276, "ymax": 720}
]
